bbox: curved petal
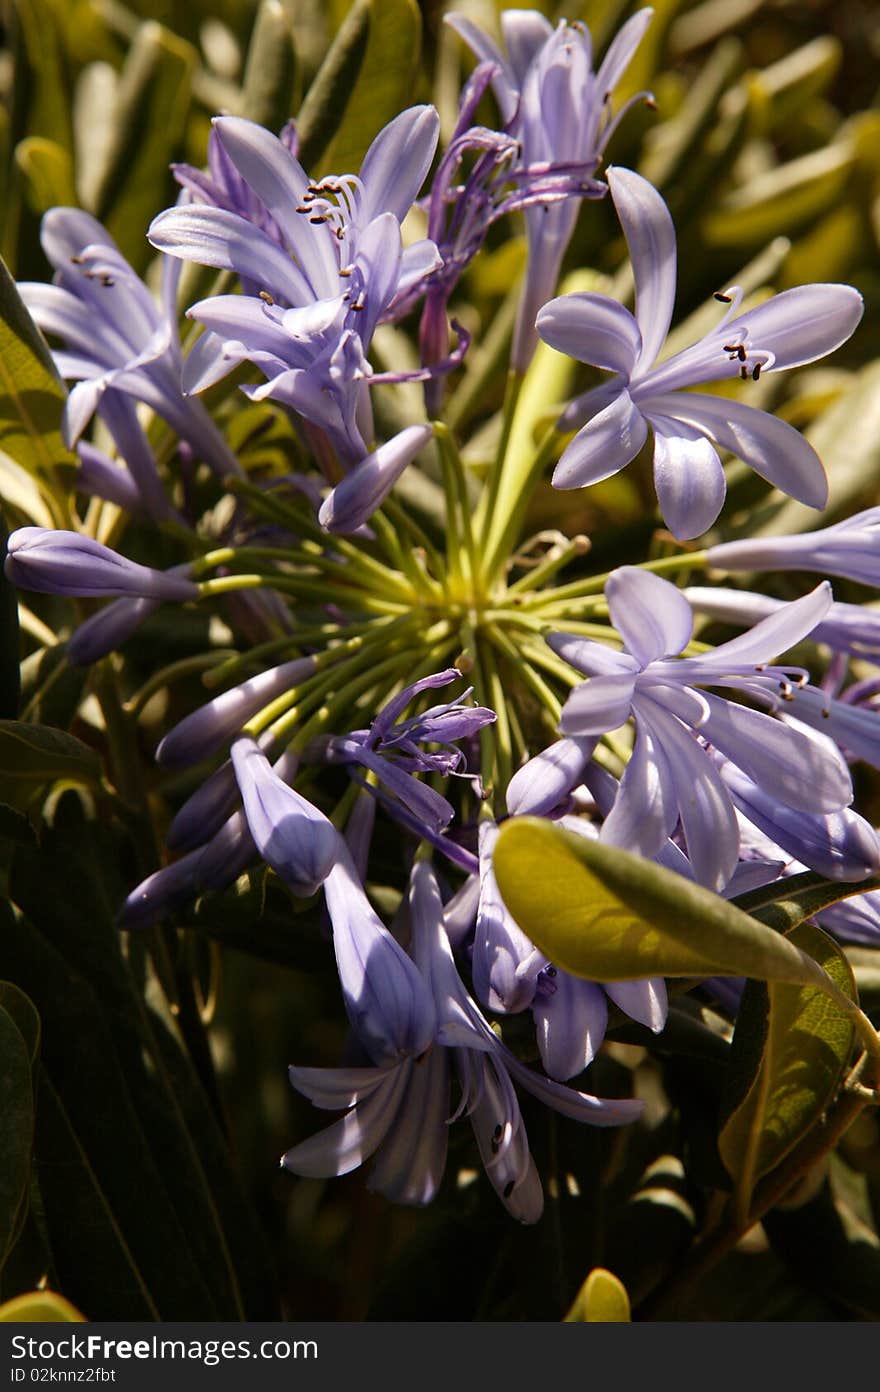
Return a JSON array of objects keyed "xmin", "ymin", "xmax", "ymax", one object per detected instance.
[
  {"xmin": 605, "ymin": 565, "xmax": 693, "ymax": 664},
  {"xmin": 500, "ymin": 9, "xmax": 555, "ymax": 85},
  {"xmin": 599, "ymin": 710, "xmax": 678, "ymax": 860},
  {"xmin": 187, "ymin": 293, "xmax": 304, "ymax": 360},
  {"xmin": 533, "ymin": 975, "xmax": 608, "ymax": 1081},
  {"xmin": 367, "ymin": 1046, "xmax": 450, "ymax": 1204},
  {"xmin": 443, "ymin": 14, "xmax": 518, "ymax": 121},
  {"xmin": 730, "ymin": 283, "xmax": 864, "ymax": 373},
  {"xmin": 700, "ymin": 691, "xmax": 852, "ymax": 812},
  {"xmin": 596, "ymin": 9, "xmax": 653, "ymax": 96},
  {"xmin": 281, "ymin": 1065, "xmax": 409, "ymax": 1178},
  {"xmin": 604, "ymin": 977, "xmax": 668, "ymax": 1033},
  {"xmin": 536, "ymin": 291, "xmax": 641, "ymax": 374},
  {"xmin": 559, "ymin": 671, "xmax": 636, "ymax": 735},
  {"xmin": 211, "ymin": 115, "xmax": 338, "ymax": 296},
  {"xmin": 607, "ymin": 166, "xmax": 677, "ymax": 372},
  {"xmin": 647, "ymin": 391, "xmax": 828, "ymax": 509},
  {"xmin": 546, "ymin": 633, "xmax": 639, "ymax": 678},
  {"xmin": 649, "ymin": 411, "xmax": 726, "ymax": 540},
  {"xmin": 40, "ymin": 206, "xmax": 117, "ymax": 268},
  {"xmin": 319, "ymin": 424, "xmax": 432, "ymax": 534},
  {"xmin": 551, "ymin": 388, "xmax": 648, "ymax": 489},
  {"xmin": 505, "ymin": 736, "xmax": 597, "ymax": 817},
  {"xmin": 358, "ymin": 105, "xmax": 440, "ymax": 224},
  {"xmin": 148, "ymin": 205, "xmax": 312, "ymax": 306},
  {"xmin": 642, "ymin": 697, "xmax": 739, "ymax": 890},
  {"xmin": 669, "ymin": 581, "xmax": 832, "ymax": 676}
]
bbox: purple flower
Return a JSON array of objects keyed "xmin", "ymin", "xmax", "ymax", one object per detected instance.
[
  {"xmin": 536, "ymin": 167, "xmax": 864, "ymax": 538},
  {"xmin": 148, "ymin": 108, "xmax": 442, "ymax": 463},
  {"xmin": 447, "ymin": 9, "xmax": 653, "ymax": 369},
  {"xmin": 18, "ymin": 208, "xmax": 240, "ymax": 500},
  {"xmin": 707, "ymin": 507, "xmax": 880, "ymax": 588},
  {"xmin": 552, "ymin": 566, "xmax": 854, "ymax": 890},
  {"xmin": 231, "ymin": 735, "xmax": 339, "ymax": 897},
  {"xmin": 318, "ymin": 670, "xmax": 495, "ymax": 838},
  {"xmin": 4, "ymin": 527, "xmax": 198, "ymax": 601},
  {"xmin": 156, "ymin": 655, "xmax": 317, "ymax": 768},
  {"xmin": 284, "ymin": 861, "xmax": 642, "ymax": 1220},
  {"xmin": 318, "ymin": 424, "xmax": 433, "ymax": 533}
]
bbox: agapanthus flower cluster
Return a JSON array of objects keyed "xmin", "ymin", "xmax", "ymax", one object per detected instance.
[{"xmin": 5, "ymin": 4, "xmax": 878, "ymax": 1229}]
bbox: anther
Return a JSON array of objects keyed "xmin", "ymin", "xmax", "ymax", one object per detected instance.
[
  {"xmin": 545, "ymin": 966, "xmax": 557, "ymax": 978},
  {"xmin": 309, "ymin": 215, "xmax": 328, "ymax": 224},
  {"xmin": 752, "ymin": 363, "xmax": 761, "ymax": 381},
  {"xmin": 740, "ymin": 365, "xmax": 749, "ymax": 380},
  {"xmin": 714, "ymin": 291, "xmax": 732, "ymax": 303},
  {"xmin": 737, "ymin": 345, "xmax": 747, "ymax": 362},
  {"xmin": 70, "ymin": 255, "xmax": 84, "ymax": 265},
  {"xmin": 259, "ymin": 290, "xmax": 274, "ymax": 304}
]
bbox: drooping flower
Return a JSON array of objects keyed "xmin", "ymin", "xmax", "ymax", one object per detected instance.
[
  {"xmin": 148, "ymin": 108, "xmax": 443, "ymax": 463},
  {"xmin": 284, "ymin": 860, "xmax": 642, "ymax": 1219},
  {"xmin": 536, "ymin": 167, "xmax": 864, "ymax": 538},
  {"xmin": 231, "ymin": 736, "xmax": 339, "ymax": 897},
  {"xmin": 446, "ymin": 8, "xmax": 653, "ymax": 369},
  {"xmin": 551, "ymin": 566, "xmax": 856, "ymax": 891},
  {"xmin": 18, "ymin": 207, "xmax": 240, "ymax": 508}
]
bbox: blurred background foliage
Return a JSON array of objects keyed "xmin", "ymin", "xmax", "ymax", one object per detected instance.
[{"xmin": 1, "ymin": 0, "xmax": 880, "ymax": 1321}]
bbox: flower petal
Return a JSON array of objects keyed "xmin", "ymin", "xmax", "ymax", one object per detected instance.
[
  {"xmin": 730, "ymin": 283, "xmax": 864, "ymax": 373},
  {"xmin": 551, "ymin": 388, "xmax": 648, "ymax": 489},
  {"xmin": 607, "ymin": 166, "xmax": 677, "ymax": 372},
  {"xmin": 281, "ymin": 1064, "xmax": 409, "ymax": 1178},
  {"xmin": 358, "ymin": 105, "xmax": 440, "ymax": 224},
  {"xmin": 148, "ymin": 205, "xmax": 312, "ymax": 306},
  {"xmin": 505, "ymin": 735, "xmax": 597, "ymax": 817},
  {"xmin": 604, "ymin": 978, "xmax": 668, "ymax": 1033},
  {"xmin": 649, "ymin": 411, "xmax": 726, "ymax": 540},
  {"xmin": 605, "ymin": 565, "xmax": 693, "ymax": 664},
  {"xmin": 596, "ymin": 9, "xmax": 654, "ymax": 96},
  {"xmin": 599, "ymin": 711, "xmax": 678, "ymax": 860},
  {"xmin": 558, "ymin": 671, "xmax": 636, "ymax": 735},
  {"xmin": 646, "ymin": 391, "xmax": 829, "ymax": 509},
  {"xmin": 533, "ymin": 975, "xmax": 608, "ymax": 1082},
  {"xmin": 500, "ymin": 8, "xmax": 555, "ymax": 84},
  {"xmin": 536, "ymin": 291, "xmax": 642, "ymax": 375}
]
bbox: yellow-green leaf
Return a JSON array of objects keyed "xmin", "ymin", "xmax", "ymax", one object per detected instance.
[
  {"xmin": 718, "ymin": 922, "xmax": 856, "ymax": 1226},
  {"xmin": 493, "ymin": 818, "xmax": 837, "ymax": 991},
  {"xmin": 564, "ymin": 1267, "xmax": 631, "ymax": 1322},
  {"xmin": 0, "ymin": 1290, "xmax": 85, "ymax": 1322},
  {"xmin": 0, "ymin": 254, "xmax": 75, "ymax": 488},
  {"xmin": 0, "ymin": 720, "xmax": 100, "ymax": 790}
]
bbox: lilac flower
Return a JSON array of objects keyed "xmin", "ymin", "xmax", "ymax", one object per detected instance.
[
  {"xmin": 551, "ymin": 566, "xmax": 855, "ymax": 891},
  {"xmin": 156, "ymin": 655, "xmax": 317, "ymax": 768},
  {"xmin": 447, "ymin": 8, "xmax": 653, "ymax": 369},
  {"xmin": 4, "ymin": 527, "xmax": 198, "ymax": 601},
  {"xmin": 686, "ymin": 585, "xmax": 880, "ymax": 659},
  {"xmin": 707, "ymin": 508, "xmax": 880, "ymax": 587},
  {"xmin": 815, "ymin": 889, "xmax": 880, "ymax": 946},
  {"xmin": 284, "ymin": 861, "xmax": 642, "ymax": 1219},
  {"xmin": 317, "ymin": 670, "xmax": 495, "ymax": 837},
  {"xmin": 148, "ymin": 108, "xmax": 442, "ymax": 463},
  {"xmin": 18, "ymin": 208, "xmax": 240, "ymax": 503},
  {"xmin": 231, "ymin": 736, "xmax": 339, "ymax": 897},
  {"xmin": 506, "ymin": 734, "xmax": 597, "ymax": 817},
  {"xmin": 318, "ymin": 424, "xmax": 433, "ymax": 533},
  {"xmin": 536, "ymin": 167, "xmax": 864, "ymax": 538},
  {"xmin": 66, "ymin": 595, "xmax": 162, "ymax": 666}
]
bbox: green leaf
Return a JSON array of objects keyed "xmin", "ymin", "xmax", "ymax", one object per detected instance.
[
  {"xmin": 0, "ymin": 720, "xmax": 100, "ymax": 791},
  {"xmin": 0, "ymin": 253, "xmax": 75, "ymax": 486},
  {"xmin": 493, "ymin": 818, "xmax": 839, "ymax": 992},
  {"xmin": 294, "ymin": 0, "xmax": 371, "ymax": 171},
  {"xmin": 0, "ymin": 993, "xmax": 37, "ymax": 1273},
  {"xmin": 0, "ymin": 1289, "xmax": 85, "ymax": 1322},
  {"xmin": 701, "ymin": 139, "xmax": 857, "ymax": 247},
  {"xmin": 14, "ymin": 137, "xmax": 77, "ymax": 216},
  {"xmin": 11, "ymin": 0, "xmax": 74, "ymax": 154},
  {"xmin": 318, "ymin": 0, "xmax": 421, "ymax": 176},
  {"xmin": 718, "ymin": 922, "xmax": 856, "ymax": 1226},
  {"xmin": 240, "ymin": 0, "xmax": 299, "ymax": 130},
  {"xmin": 92, "ymin": 22, "xmax": 197, "ymax": 271},
  {"xmin": 0, "ymin": 514, "xmax": 21, "ymax": 720},
  {"xmin": 564, "ymin": 1267, "xmax": 631, "ymax": 1322}
]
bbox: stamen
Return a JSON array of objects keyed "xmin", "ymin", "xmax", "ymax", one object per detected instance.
[
  {"xmin": 714, "ymin": 291, "xmax": 732, "ymax": 303},
  {"xmin": 259, "ymin": 290, "xmax": 275, "ymax": 304}
]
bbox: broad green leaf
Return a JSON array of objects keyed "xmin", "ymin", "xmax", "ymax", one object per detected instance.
[
  {"xmin": 0, "ymin": 720, "xmax": 100, "ymax": 789},
  {"xmin": 318, "ymin": 0, "xmax": 421, "ymax": 175},
  {"xmin": 0, "ymin": 253, "xmax": 75, "ymax": 486},
  {"xmin": 0, "ymin": 1290, "xmax": 85, "ymax": 1322},
  {"xmin": 240, "ymin": 0, "xmax": 299, "ymax": 130},
  {"xmin": 295, "ymin": 0, "xmax": 371, "ymax": 171},
  {"xmin": 0, "ymin": 998, "xmax": 36, "ymax": 1272},
  {"xmin": 718, "ymin": 922, "xmax": 856, "ymax": 1226},
  {"xmin": 93, "ymin": 23, "xmax": 197, "ymax": 271},
  {"xmin": 0, "ymin": 515, "xmax": 21, "ymax": 720},
  {"xmin": 564, "ymin": 1267, "xmax": 631, "ymax": 1322},
  {"xmin": 14, "ymin": 137, "xmax": 77, "ymax": 216},
  {"xmin": 0, "ymin": 982, "xmax": 40, "ymax": 1065},
  {"xmin": 747, "ymin": 37, "xmax": 841, "ymax": 132},
  {"xmin": 493, "ymin": 819, "xmax": 840, "ymax": 992},
  {"xmin": 763, "ymin": 1176, "xmax": 880, "ymax": 1318}
]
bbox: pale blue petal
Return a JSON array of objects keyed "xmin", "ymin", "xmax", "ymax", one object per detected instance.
[
  {"xmin": 533, "ymin": 975, "xmax": 607, "ymax": 1081},
  {"xmin": 358, "ymin": 105, "xmax": 440, "ymax": 224},
  {"xmin": 604, "ymin": 977, "xmax": 668, "ymax": 1033},
  {"xmin": 607, "ymin": 166, "xmax": 677, "ymax": 372},
  {"xmin": 728, "ymin": 283, "xmax": 864, "ymax": 372},
  {"xmin": 558, "ymin": 671, "xmax": 636, "ymax": 735},
  {"xmin": 148, "ymin": 205, "xmax": 312, "ymax": 305},
  {"xmin": 599, "ymin": 710, "xmax": 678, "ymax": 859},
  {"xmin": 605, "ymin": 565, "xmax": 693, "ymax": 664},
  {"xmin": 536, "ymin": 291, "xmax": 641, "ymax": 375},
  {"xmin": 649, "ymin": 411, "xmax": 726, "ymax": 540},
  {"xmin": 505, "ymin": 735, "xmax": 597, "ymax": 816},
  {"xmin": 552, "ymin": 388, "xmax": 648, "ymax": 488},
  {"xmin": 500, "ymin": 9, "xmax": 555, "ymax": 84}
]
